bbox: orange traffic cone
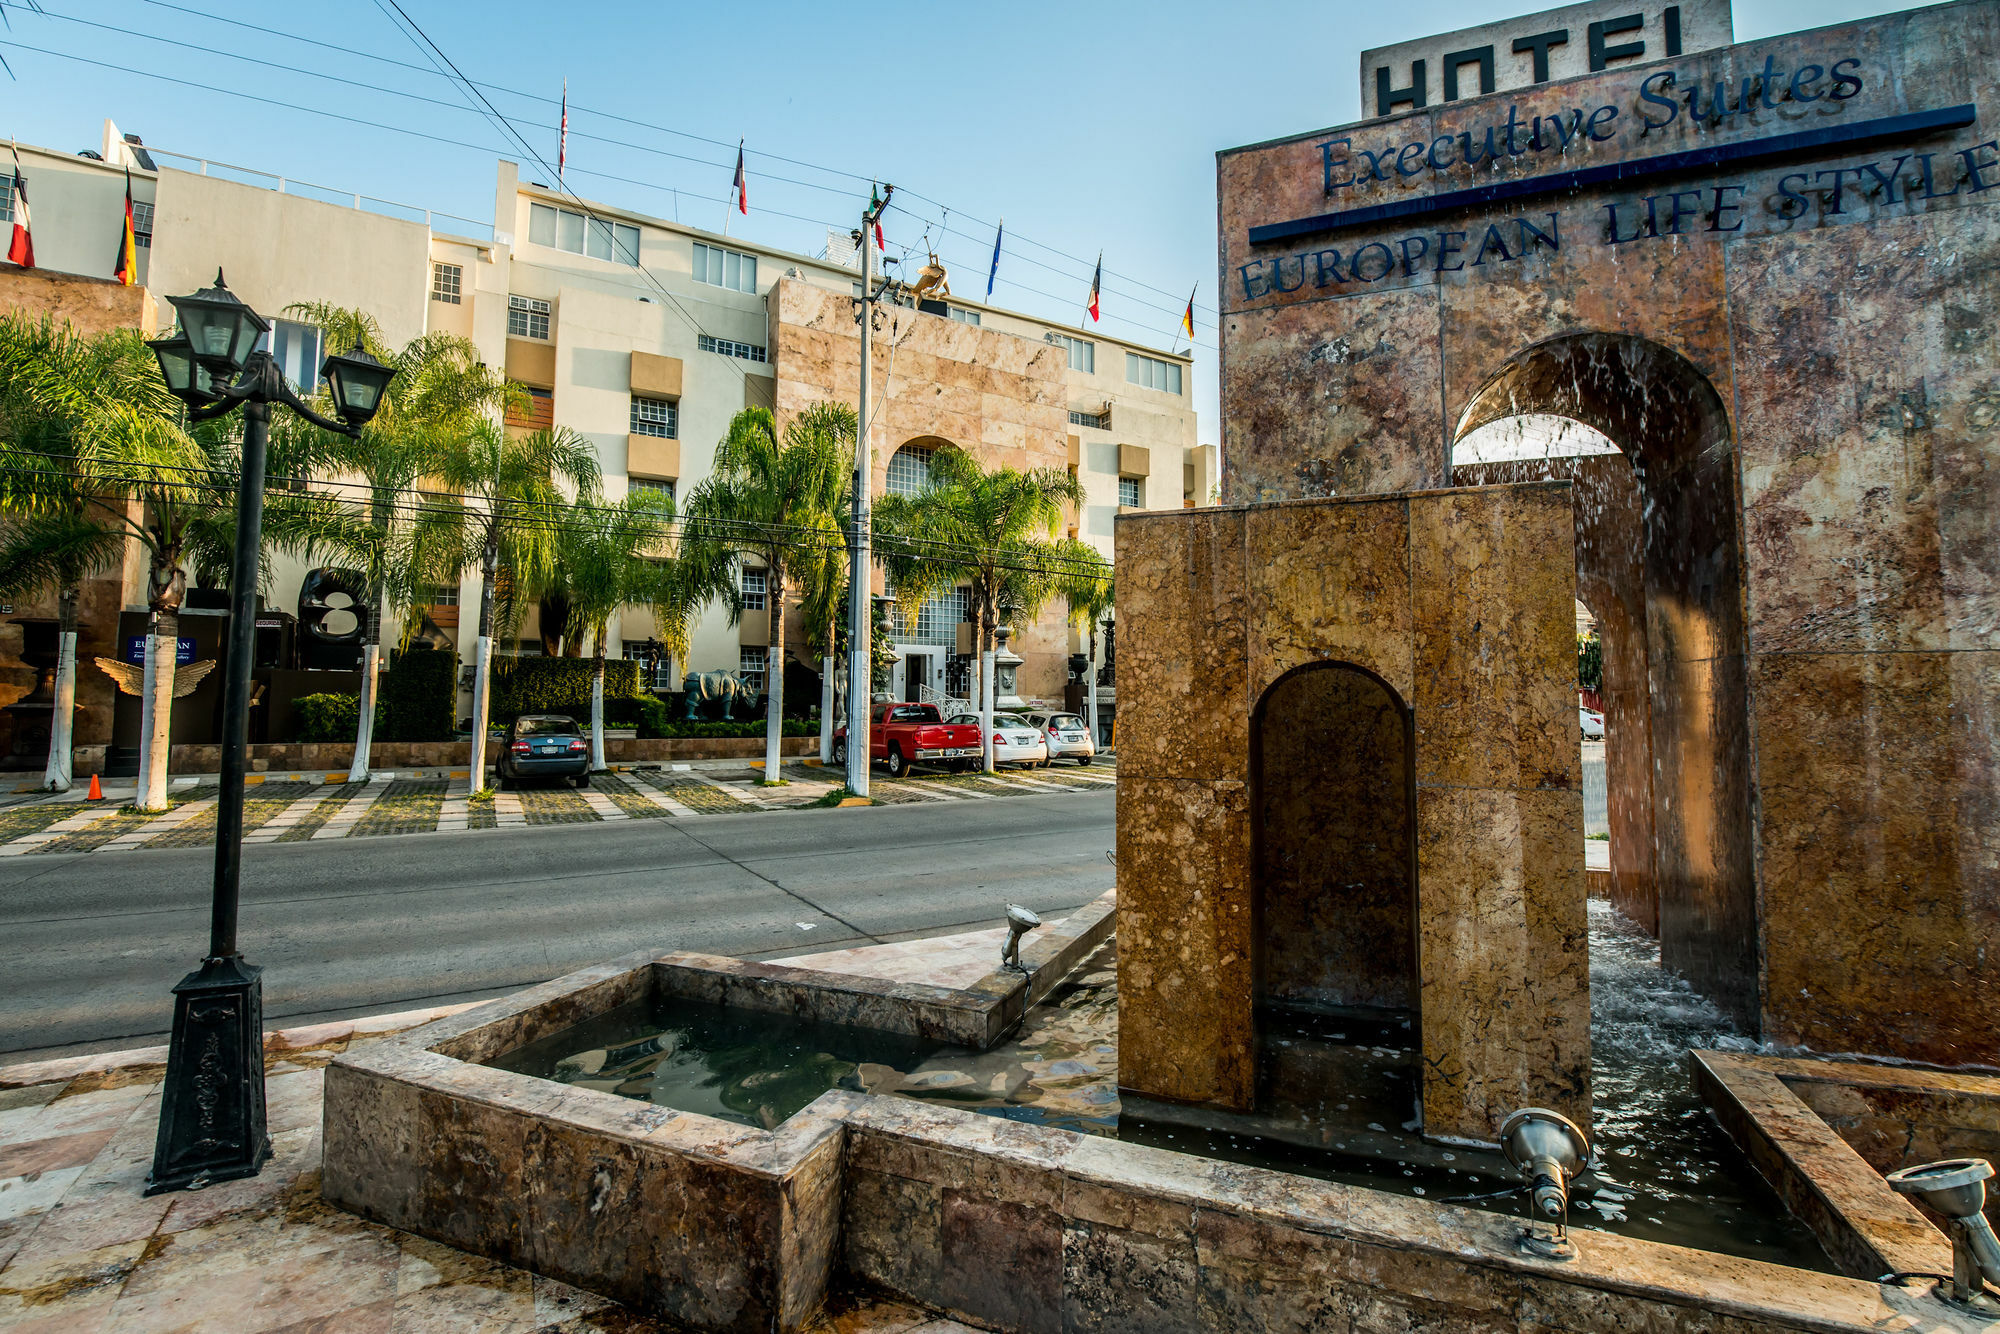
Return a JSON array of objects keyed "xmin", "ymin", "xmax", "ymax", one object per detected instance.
[{"xmin": 86, "ymin": 773, "xmax": 104, "ymax": 801}]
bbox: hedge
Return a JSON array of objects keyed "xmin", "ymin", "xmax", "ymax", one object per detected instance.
[
  {"xmin": 378, "ymin": 648, "xmax": 456, "ymax": 741},
  {"xmin": 296, "ymin": 693, "xmax": 363, "ymax": 743},
  {"xmin": 492, "ymin": 656, "xmax": 643, "ymax": 724}
]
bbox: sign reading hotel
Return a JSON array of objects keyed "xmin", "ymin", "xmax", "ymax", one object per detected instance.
[
  {"xmin": 1226, "ymin": 0, "xmax": 1990, "ymax": 306},
  {"xmin": 1358, "ymin": 0, "xmax": 1734, "ymax": 118}
]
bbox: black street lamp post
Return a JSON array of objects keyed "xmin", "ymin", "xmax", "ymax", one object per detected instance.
[{"xmin": 143, "ymin": 271, "xmax": 393, "ymax": 1195}]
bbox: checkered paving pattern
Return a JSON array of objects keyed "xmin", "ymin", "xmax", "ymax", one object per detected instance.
[{"xmin": 0, "ymin": 757, "xmax": 1118, "ymax": 856}]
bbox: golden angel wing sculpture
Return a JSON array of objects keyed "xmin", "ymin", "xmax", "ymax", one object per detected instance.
[{"xmin": 95, "ymin": 656, "xmax": 218, "ymax": 698}]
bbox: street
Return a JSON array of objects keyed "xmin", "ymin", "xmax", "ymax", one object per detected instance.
[{"xmin": 0, "ymin": 788, "xmax": 1117, "ymax": 1060}]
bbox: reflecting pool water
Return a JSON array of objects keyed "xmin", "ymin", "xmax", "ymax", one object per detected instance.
[{"xmin": 491, "ymin": 900, "xmax": 1831, "ymax": 1271}]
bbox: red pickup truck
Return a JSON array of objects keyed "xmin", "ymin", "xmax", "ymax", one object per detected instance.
[{"xmin": 832, "ymin": 703, "xmax": 983, "ymax": 778}]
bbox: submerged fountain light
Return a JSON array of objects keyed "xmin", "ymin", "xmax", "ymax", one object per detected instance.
[
  {"xmin": 1000, "ymin": 904, "xmax": 1041, "ymax": 971},
  {"xmin": 1499, "ymin": 1108, "xmax": 1593, "ymax": 1260},
  {"xmin": 1885, "ymin": 1159, "xmax": 2000, "ymax": 1314}
]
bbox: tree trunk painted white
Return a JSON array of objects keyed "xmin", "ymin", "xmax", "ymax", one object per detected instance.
[
  {"xmin": 819, "ymin": 653, "xmax": 835, "ymax": 763},
  {"xmin": 136, "ymin": 613, "xmax": 178, "ymax": 812},
  {"xmin": 1086, "ymin": 638, "xmax": 1100, "ymax": 744},
  {"xmin": 589, "ymin": 653, "xmax": 607, "ymax": 771},
  {"xmin": 981, "ymin": 647, "xmax": 997, "ymax": 774},
  {"xmin": 42, "ymin": 629, "xmax": 76, "ymax": 792},
  {"xmin": 763, "ymin": 563, "xmax": 785, "ymax": 782},
  {"xmin": 348, "ymin": 640, "xmax": 380, "ymax": 784},
  {"xmin": 467, "ymin": 633, "xmax": 493, "ymax": 790}
]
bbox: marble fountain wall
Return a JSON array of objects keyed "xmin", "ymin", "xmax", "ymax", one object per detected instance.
[
  {"xmin": 1216, "ymin": 0, "xmax": 2000, "ymax": 1066},
  {"xmin": 1111, "ymin": 485, "xmax": 1590, "ymax": 1143}
]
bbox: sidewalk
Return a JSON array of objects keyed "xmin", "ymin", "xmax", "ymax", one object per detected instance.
[
  {"xmin": 0, "ymin": 758, "xmax": 1121, "ymax": 858},
  {"xmin": 0, "ymin": 993, "xmax": 987, "ymax": 1332}
]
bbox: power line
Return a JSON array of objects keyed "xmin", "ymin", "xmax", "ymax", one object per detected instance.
[{"xmin": 21, "ymin": 0, "xmax": 1219, "ymax": 322}]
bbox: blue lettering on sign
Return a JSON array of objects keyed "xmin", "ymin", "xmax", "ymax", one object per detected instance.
[{"xmin": 125, "ymin": 635, "xmax": 197, "ymax": 665}]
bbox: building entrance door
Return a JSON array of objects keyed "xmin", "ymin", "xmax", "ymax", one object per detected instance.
[{"xmin": 903, "ymin": 654, "xmax": 929, "ymax": 703}]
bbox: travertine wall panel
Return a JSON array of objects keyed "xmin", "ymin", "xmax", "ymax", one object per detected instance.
[
  {"xmin": 1116, "ymin": 487, "xmax": 1586, "ymax": 1139},
  {"xmin": 1217, "ymin": 0, "xmax": 2000, "ymax": 1063}
]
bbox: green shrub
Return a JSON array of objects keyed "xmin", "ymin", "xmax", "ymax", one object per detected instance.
[
  {"xmin": 491, "ymin": 656, "xmax": 643, "ymax": 723},
  {"xmin": 1577, "ymin": 633, "xmax": 1603, "ymax": 692},
  {"xmin": 295, "ymin": 693, "xmax": 360, "ymax": 743},
  {"xmin": 378, "ymin": 649, "xmax": 456, "ymax": 741},
  {"xmin": 635, "ymin": 693, "xmax": 816, "ymax": 739}
]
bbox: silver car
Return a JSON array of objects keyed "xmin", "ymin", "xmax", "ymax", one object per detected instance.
[
  {"xmin": 1020, "ymin": 710, "xmax": 1096, "ymax": 765},
  {"xmin": 947, "ymin": 713, "xmax": 1049, "ymax": 768}
]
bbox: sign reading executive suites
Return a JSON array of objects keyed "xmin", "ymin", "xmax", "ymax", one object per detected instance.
[{"xmin": 1226, "ymin": 18, "xmax": 1988, "ymax": 307}]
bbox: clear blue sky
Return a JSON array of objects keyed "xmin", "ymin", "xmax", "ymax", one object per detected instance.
[{"xmin": 0, "ymin": 0, "xmax": 1931, "ymax": 438}]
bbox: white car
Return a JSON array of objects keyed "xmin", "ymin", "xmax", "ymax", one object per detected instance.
[
  {"xmin": 1020, "ymin": 710, "xmax": 1096, "ymax": 765},
  {"xmin": 947, "ymin": 713, "xmax": 1049, "ymax": 768},
  {"xmin": 1580, "ymin": 707, "xmax": 1605, "ymax": 741}
]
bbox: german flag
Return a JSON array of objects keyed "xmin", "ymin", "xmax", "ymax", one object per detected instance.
[
  {"xmin": 1180, "ymin": 284, "xmax": 1196, "ymax": 340},
  {"xmin": 112, "ymin": 169, "xmax": 137, "ymax": 286}
]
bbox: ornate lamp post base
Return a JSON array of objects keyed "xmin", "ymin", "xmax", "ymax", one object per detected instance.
[{"xmin": 144, "ymin": 954, "xmax": 271, "ymax": 1196}]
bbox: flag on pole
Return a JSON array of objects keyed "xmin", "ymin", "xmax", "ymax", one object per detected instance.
[
  {"xmin": 112, "ymin": 168, "xmax": 137, "ymax": 286},
  {"xmin": 732, "ymin": 140, "xmax": 748, "ymax": 215},
  {"xmin": 868, "ymin": 184, "xmax": 885, "ymax": 250},
  {"xmin": 558, "ymin": 80, "xmax": 568, "ymax": 183},
  {"xmin": 1085, "ymin": 253, "xmax": 1102, "ymax": 323},
  {"xmin": 985, "ymin": 218, "xmax": 1003, "ymax": 300},
  {"xmin": 5, "ymin": 147, "xmax": 32, "ymax": 269},
  {"xmin": 1180, "ymin": 283, "xmax": 1196, "ymax": 339}
]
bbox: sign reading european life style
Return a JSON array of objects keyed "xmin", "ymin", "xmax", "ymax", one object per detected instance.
[{"xmin": 1230, "ymin": 10, "xmax": 1988, "ymax": 307}]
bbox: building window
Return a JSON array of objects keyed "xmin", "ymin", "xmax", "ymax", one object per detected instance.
[
  {"xmin": 527, "ymin": 202, "xmax": 640, "ymax": 265},
  {"xmin": 623, "ymin": 640, "xmax": 676, "ymax": 688},
  {"xmin": 911, "ymin": 588, "xmax": 969, "ymax": 647},
  {"xmin": 1126, "ymin": 351, "xmax": 1184, "ymax": 395},
  {"xmin": 1118, "ymin": 476, "xmax": 1142, "ymax": 508},
  {"xmin": 696, "ymin": 333, "xmax": 766, "ymax": 362},
  {"xmin": 948, "ymin": 305, "xmax": 981, "ymax": 326},
  {"xmin": 0, "ymin": 173, "xmax": 13, "ymax": 224},
  {"xmin": 508, "ymin": 294, "xmax": 551, "ymax": 340},
  {"xmin": 1068, "ymin": 408, "xmax": 1109, "ymax": 431},
  {"xmin": 629, "ymin": 477, "xmax": 675, "ymax": 509},
  {"xmin": 740, "ymin": 568, "xmax": 767, "ymax": 611},
  {"xmin": 885, "ymin": 444, "xmax": 934, "ymax": 497},
  {"xmin": 692, "ymin": 242, "xmax": 757, "ymax": 293},
  {"xmin": 739, "ymin": 646, "xmax": 768, "ymax": 691},
  {"xmin": 130, "ymin": 200, "xmax": 154, "ymax": 249},
  {"xmin": 506, "ymin": 388, "xmax": 555, "ymax": 430},
  {"xmin": 1049, "ymin": 333, "xmax": 1094, "ymax": 373},
  {"xmin": 630, "ymin": 396, "xmax": 677, "ymax": 438},
  {"xmin": 431, "ymin": 262, "xmax": 462, "ymax": 304},
  {"xmin": 426, "ymin": 586, "xmax": 459, "ymax": 606},
  {"xmin": 257, "ymin": 319, "xmax": 323, "ymax": 394}
]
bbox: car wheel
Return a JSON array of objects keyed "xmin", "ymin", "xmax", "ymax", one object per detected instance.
[
  {"xmin": 497, "ymin": 772, "xmax": 513, "ymax": 791},
  {"xmin": 885, "ymin": 747, "xmax": 907, "ymax": 778},
  {"xmin": 573, "ymin": 773, "xmax": 591, "ymax": 789},
  {"xmin": 833, "ymin": 739, "xmax": 848, "ymax": 766},
  {"xmin": 1078, "ymin": 755, "xmax": 1092, "ymax": 766}
]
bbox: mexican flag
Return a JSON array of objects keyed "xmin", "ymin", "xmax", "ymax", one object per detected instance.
[{"xmin": 5, "ymin": 153, "xmax": 31, "ymax": 269}]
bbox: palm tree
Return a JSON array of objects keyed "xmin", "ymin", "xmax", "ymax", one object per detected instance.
[
  {"xmin": 681, "ymin": 403, "xmax": 853, "ymax": 782},
  {"xmin": 547, "ymin": 493, "xmax": 673, "ymax": 771},
  {"xmin": 430, "ymin": 418, "xmax": 600, "ymax": 791},
  {"xmin": 794, "ymin": 545, "xmax": 848, "ymax": 763},
  {"xmin": 876, "ymin": 448, "xmax": 1085, "ymax": 764},
  {"xmin": 0, "ymin": 315, "xmax": 342, "ymax": 809},
  {"xmin": 282, "ymin": 303, "xmax": 523, "ymax": 782},
  {"xmin": 0, "ymin": 511, "xmax": 123, "ymax": 790}
]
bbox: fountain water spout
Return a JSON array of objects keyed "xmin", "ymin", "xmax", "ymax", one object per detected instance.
[
  {"xmin": 1886, "ymin": 1159, "xmax": 2000, "ymax": 1314},
  {"xmin": 1500, "ymin": 1108, "xmax": 1593, "ymax": 1260},
  {"xmin": 1000, "ymin": 904, "xmax": 1041, "ymax": 972}
]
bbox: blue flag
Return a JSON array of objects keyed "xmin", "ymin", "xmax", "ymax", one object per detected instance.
[{"xmin": 985, "ymin": 218, "xmax": 1003, "ymax": 300}]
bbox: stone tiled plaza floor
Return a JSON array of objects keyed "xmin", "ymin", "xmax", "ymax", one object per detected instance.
[
  {"xmin": 0, "ymin": 758, "xmax": 1117, "ymax": 859},
  {"xmin": 0, "ymin": 996, "xmax": 991, "ymax": 1333}
]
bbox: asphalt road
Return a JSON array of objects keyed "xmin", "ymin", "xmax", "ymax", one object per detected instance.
[{"xmin": 0, "ymin": 790, "xmax": 1117, "ymax": 1061}]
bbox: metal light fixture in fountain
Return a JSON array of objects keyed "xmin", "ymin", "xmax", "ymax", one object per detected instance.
[
  {"xmin": 1000, "ymin": 904, "xmax": 1041, "ymax": 971},
  {"xmin": 1885, "ymin": 1158, "xmax": 2000, "ymax": 1314},
  {"xmin": 1499, "ymin": 1108, "xmax": 1593, "ymax": 1259}
]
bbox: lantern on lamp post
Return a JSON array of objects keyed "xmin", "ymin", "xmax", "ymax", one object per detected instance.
[{"xmin": 142, "ymin": 271, "xmax": 394, "ymax": 1196}]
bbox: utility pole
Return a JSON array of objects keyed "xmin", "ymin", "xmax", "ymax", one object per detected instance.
[{"xmin": 846, "ymin": 185, "xmax": 892, "ymax": 796}]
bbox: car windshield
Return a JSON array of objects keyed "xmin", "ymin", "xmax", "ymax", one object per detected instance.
[
  {"xmin": 947, "ymin": 715, "xmax": 978, "ymax": 725},
  {"xmin": 517, "ymin": 717, "xmax": 578, "ymax": 736},
  {"xmin": 886, "ymin": 705, "xmax": 942, "ymax": 723},
  {"xmin": 994, "ymin": 714, "xmax": 1030, "ymax": 726},
  {"xmin": 1049, "ymin": 715, "xmax": 1083, "ymax": 728}
]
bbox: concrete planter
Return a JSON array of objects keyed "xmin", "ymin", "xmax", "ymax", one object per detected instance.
[{"xmin": 154, "ymin": 735, "xmax": 816, "ymax": 774}]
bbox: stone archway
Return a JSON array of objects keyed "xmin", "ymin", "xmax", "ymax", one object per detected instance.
[{"xmin": 1454, "ymin": 332, "xmax": 1753, "ymax": 1029}]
